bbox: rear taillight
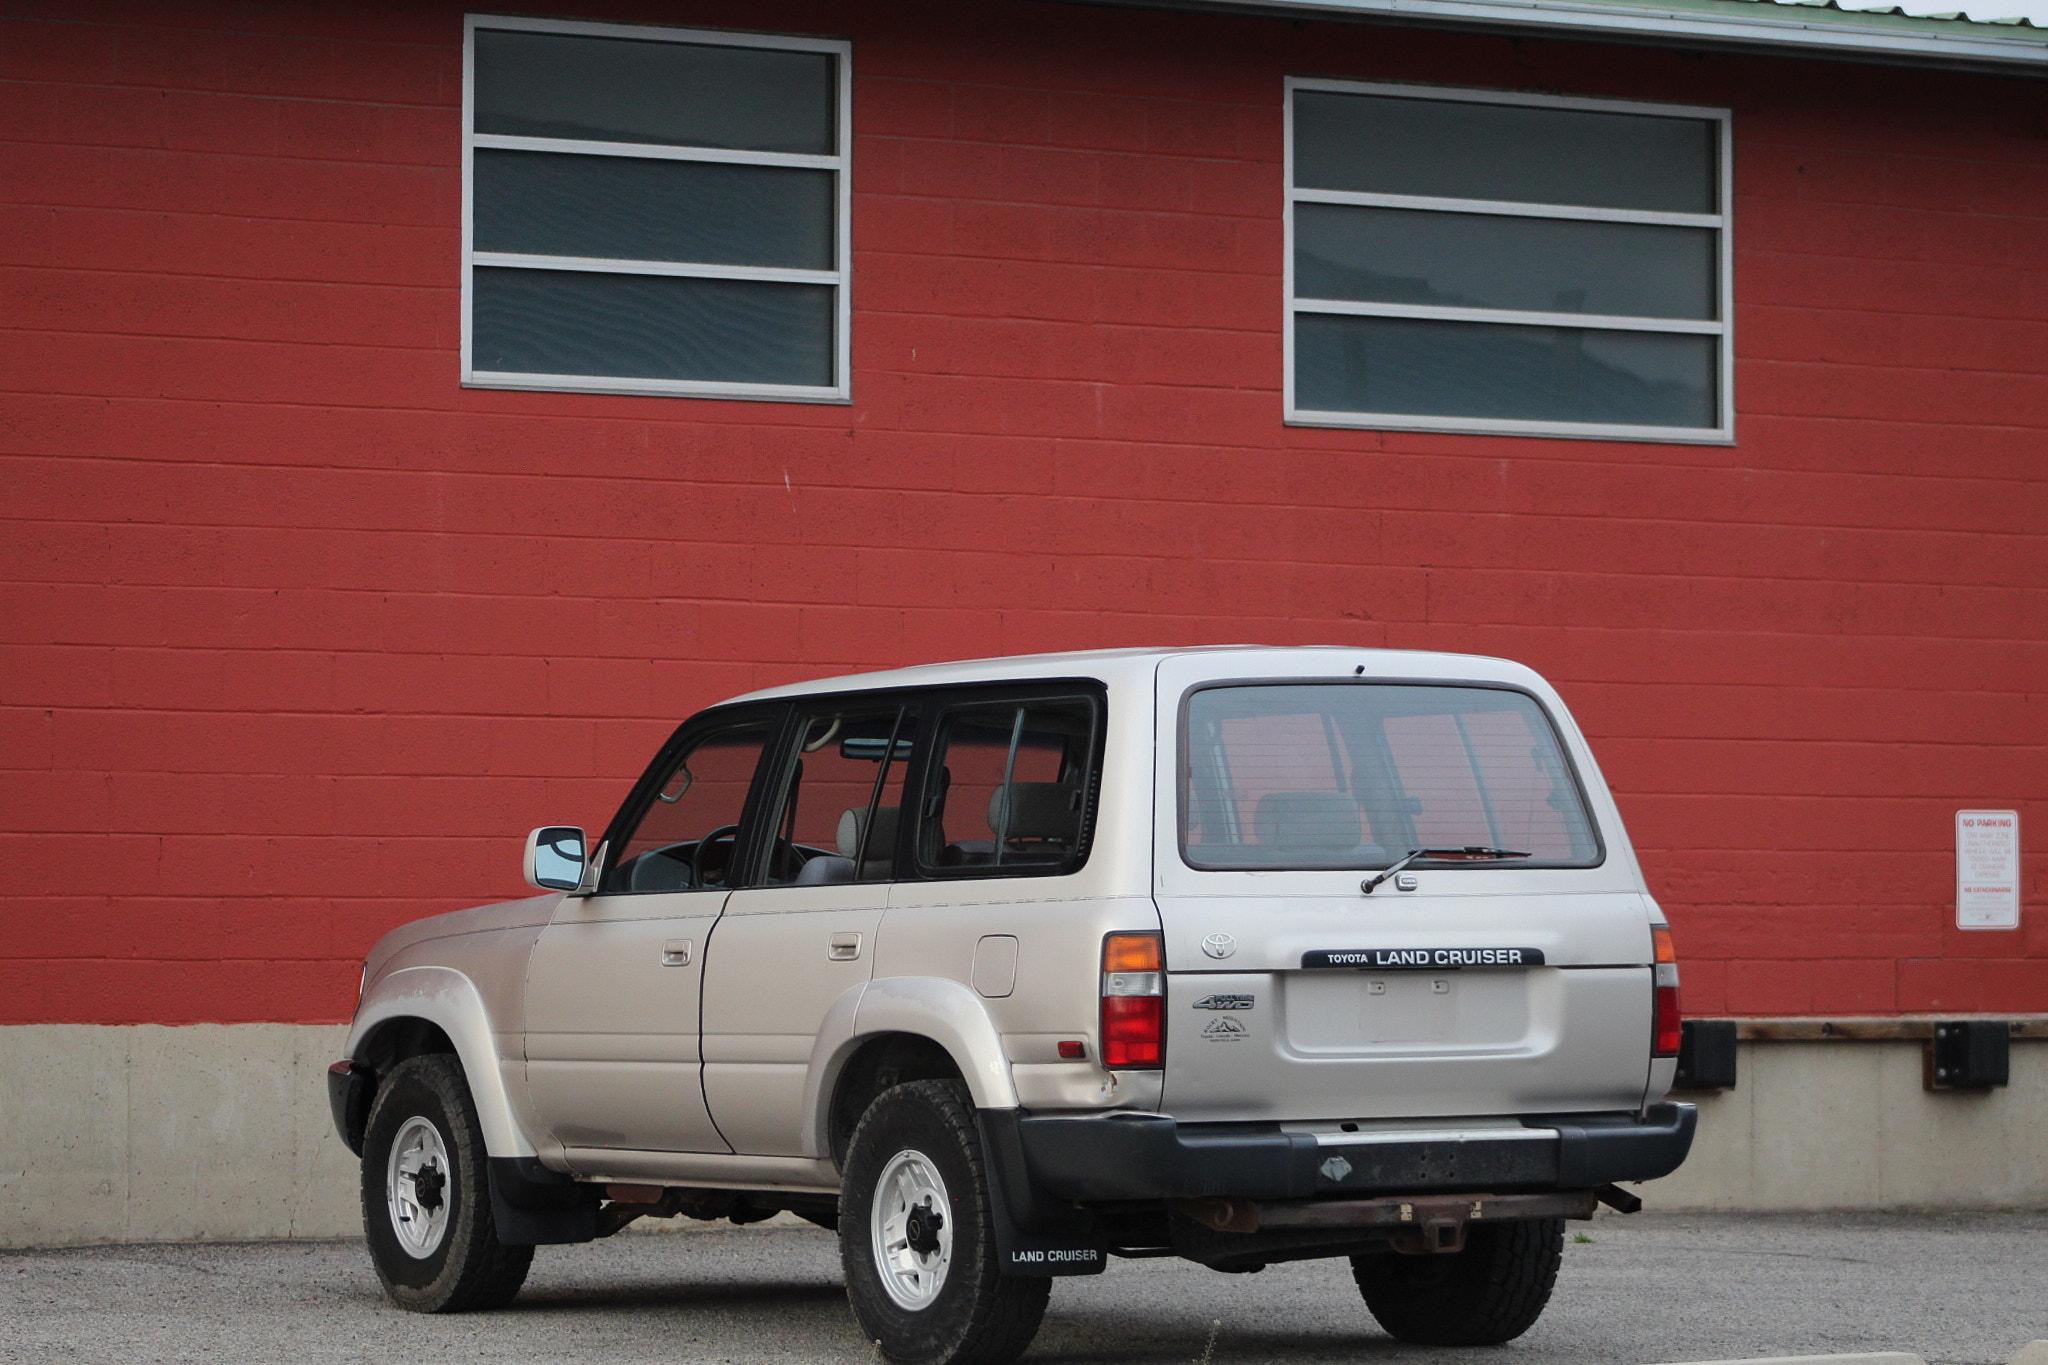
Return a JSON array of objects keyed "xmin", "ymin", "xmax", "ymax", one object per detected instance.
[
  {"xmin": 1101, "ymin": 932, "xmax": 1164, "ymax": 1069},
  {"xmin": 1651, "ymin": 924, "xmax": 1682, "ymax": 1057}
]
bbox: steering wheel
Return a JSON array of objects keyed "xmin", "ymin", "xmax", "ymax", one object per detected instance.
[{"xmin": 690, "ymin": 824, "xmax": 742, "ymax": 888}]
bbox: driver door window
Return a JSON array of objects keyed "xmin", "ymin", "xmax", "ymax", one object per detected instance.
[{"xmin": 606, "ymin": 723, "xmax": 772, "ymax": 893}]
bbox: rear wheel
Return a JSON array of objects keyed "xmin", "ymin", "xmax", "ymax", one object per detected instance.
[
  {"xmin": 1350, "ymin": 1216, "xmax": 1564, "ymax": 1346},
  {"xmin": 360, "ymin": 1054, "xmax": 532, "ymax": 1312},
  {"xmin": 838, "ymin": 1079, "xmax": 1049, "ymax": 1365}
]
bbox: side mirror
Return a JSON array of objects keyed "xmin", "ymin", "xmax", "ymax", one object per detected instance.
[{"xmin": 523, "ymin": 826, "xmax": 586, "ymax": 892}]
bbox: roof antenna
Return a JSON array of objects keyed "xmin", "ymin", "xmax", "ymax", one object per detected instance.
[{"xmin": 1354, "ymin": 664, "xmax": 1365, "ymax": 676}]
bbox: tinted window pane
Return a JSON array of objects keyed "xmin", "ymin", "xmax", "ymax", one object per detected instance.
[
  {"xmin": 1295, "ymin": 314, "xmax": 1715, "ymax": 429},
  {"xmin": 1183, "ymin": 685, "xmax": 1599, "ymax": 869},
  {"xmin": 608, "ymin": 724, "xmax": 770, "ymax": 893},
  {"xmin": 475, "ymin": 151, "xmax": 834, "ymax": 269},
  {"xmin": 921, "ymin": 700, "xmax": 1096, "ymax": 876},
  {"xmin": 472, "ymin": 269, "xmax": 834, "ymax": 387},
  {"xmin": 1293, "ymin": 91, "xmax": 1715, "ymax": 214},
  {"xmin": 758, "ymin": 707, "xmax": 910, "ymax": 886},
  {"xmin": 474, "ymin": 29, "xmax": 835, "ymax": 154},
  {"xmin": 1295, "ymin": 204, "xmax": 1715, "ymax": 321}
]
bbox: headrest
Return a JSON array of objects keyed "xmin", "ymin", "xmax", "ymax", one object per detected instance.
[
  {"xmin": 1253, "ymin": 791, "xmax": 1363, "ymax": 854},
  {"xmin": 988, "ymin": 782, "xmax": 1080, "ymax": 842},
  {"xmin": 837, "ymin": 805, "xmax": 900, "ymax": 860}
]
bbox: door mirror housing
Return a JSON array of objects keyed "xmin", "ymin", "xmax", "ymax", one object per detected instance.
[{"xmin": 524, "ymin": 826, "xmax": 586, "ymax": 892}]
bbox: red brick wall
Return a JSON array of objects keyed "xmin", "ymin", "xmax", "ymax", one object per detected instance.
[{"xmin": 3, "ymin": 1, "xmax": 2044, "ymax": 1024}]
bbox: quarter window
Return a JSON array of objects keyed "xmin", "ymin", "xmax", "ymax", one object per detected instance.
[
  {"xmin": 463, "ymin": 16, "xmax": 850, "ymax": 401},
  {"xmin": 917, "ymin": 697, "xmax": 1100, "ymax": 878},
  {"xmin": 1286, "ymin": 80, "xmax": 1731, "ymax": 442}
]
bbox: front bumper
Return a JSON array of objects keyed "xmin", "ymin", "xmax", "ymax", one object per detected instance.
[
  {"xmin": 327, "ymin": 1060, "xmax": 373, "ymax": 1156},
  {"xmin": 1015, "ymin": 1102, "xmax": 1696, "ymax": 1203}
]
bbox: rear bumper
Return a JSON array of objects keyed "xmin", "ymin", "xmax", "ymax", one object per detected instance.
[{"xmin": 1015, "ymin": 1102, "xmax": 1696, "ymax": 1203}]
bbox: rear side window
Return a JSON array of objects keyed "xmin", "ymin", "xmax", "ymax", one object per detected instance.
[
  {"xmin": 1182, "ymin": 683, "xmax": 1600, "ymax": 870},
  {"xmin": 753, "ymin": 703, "xmax": 913, "ymax": 886},
  {"xmin": 916, "ymin": 696, "xmax": 1099, "ymax": 878}
]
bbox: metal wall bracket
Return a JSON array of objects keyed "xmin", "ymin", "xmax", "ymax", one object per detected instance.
[
  {"xmin": 1674, "ymin": 1019, "xmax": 1739, "ymax": 1091},
  {"xmin": 1924, "ymin": 1020, "xmax": 2011, "ymax": 1091}
]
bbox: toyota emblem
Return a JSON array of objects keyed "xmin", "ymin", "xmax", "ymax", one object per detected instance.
[{"xmin": 1201, "ymin": 933, "xmax": 1236, "ymax": 960}]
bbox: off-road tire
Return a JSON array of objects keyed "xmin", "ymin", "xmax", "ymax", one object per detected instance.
[
  {"xmin": 1350, "ymin": 1216, "xmax": 1564, "ymax": 1346},
  {"xmin": 360, "ymin": 1054, "xmax": 533, "ymax": 1312},
  {"xmin": 839, "ymin": 1079, "xmax": 1050, "ymax": 1365}
]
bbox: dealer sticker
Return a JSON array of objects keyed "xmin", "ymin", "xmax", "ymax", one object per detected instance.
[{"xmin": 1202, "ymin": 1017, "xmax": 1249, "ymax": 1041}]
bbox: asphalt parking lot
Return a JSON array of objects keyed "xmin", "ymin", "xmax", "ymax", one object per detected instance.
[{"xmin": 4, "ymin": 1212, "xmax": 2044, "ymax": 1365}]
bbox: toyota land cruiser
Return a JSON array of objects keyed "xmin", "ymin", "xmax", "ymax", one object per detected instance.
[{"xmin": 328, "ymin": 646, "xmax": 1693, "ymax": 1363}]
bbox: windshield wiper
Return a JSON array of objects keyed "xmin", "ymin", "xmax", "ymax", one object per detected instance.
[{"xmin": 1360, "ymin": 846, "xmax": 1531, "ymax": 894}]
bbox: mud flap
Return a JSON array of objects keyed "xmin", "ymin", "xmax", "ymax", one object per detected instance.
[
  {"xmin": 977, "ymin": 1110, "xmax": 1107, "ymax": 1277},
  {"xmin": 487, "ymin": 1156, "xmax": 599, "ymax": 1246}
]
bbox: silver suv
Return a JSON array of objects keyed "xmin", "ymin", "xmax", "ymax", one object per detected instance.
[{"xmin": 329, "ymin": 647, "xmax": 1693, "ymax": 1363}]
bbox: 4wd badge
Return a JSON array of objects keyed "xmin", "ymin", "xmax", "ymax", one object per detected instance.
[{"xmin": 1193, "ymin": 994, "xmax": 1254, "ymax": 1011}]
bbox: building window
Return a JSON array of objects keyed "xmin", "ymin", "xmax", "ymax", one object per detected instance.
[
  {"xmin": 462, "ymin": 16, "xmax": 850, "ymax": 402},
  {"xmin": 1285, "ymin": 80, "xmax": 1731, "ymax": 443}
]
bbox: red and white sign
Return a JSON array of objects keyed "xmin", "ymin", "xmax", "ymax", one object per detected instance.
[{"xmin": 1956, "ymin": 811, "xmax": 2021, "ymax": 931}]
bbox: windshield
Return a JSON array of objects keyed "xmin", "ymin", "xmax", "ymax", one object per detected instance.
[{"xmin": 1181, "ymin": 683, "xmax": 1602, "ymax": 871}]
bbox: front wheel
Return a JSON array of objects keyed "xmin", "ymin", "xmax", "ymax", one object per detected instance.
[
  {"xmin": 1350, "ymin": 1216, "xmax": 1564, "ymax": 1346},
  {"xmin": 360, "ymin": 1054, "xmax": 533, "ymax": 1312},
  {"xmin": 838, "ymin": 1080, "xmax": 1049, "ymax": 1365}
]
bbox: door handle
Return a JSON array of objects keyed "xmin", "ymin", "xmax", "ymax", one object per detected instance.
[
  {"xmin": 661, "ymin": 939, "xmax": 692, "ymax": 967},
  {"xmin": 828, "ymin": 932, "xmax": 862, "ymax": 962}
]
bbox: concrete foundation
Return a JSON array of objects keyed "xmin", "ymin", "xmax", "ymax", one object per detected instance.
[
  {"xmin": 1652, "ymin": 1040, "xmax": 2048, "ymax": 1212},
  {"xmin": 2, "ymin": 1027, "xmax": 2043, "ymax": 1247},
  {"xmin": 0, "ymin": 1025, "xmax": 357, "ymax": 1247}
]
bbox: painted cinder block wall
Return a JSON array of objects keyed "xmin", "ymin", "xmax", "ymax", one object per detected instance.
[{"xmin": 2, "ymin": 0, "xmax": 2044, "ymax": 1030}]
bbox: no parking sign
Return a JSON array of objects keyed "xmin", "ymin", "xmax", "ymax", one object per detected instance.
[{"xmin": 1956, "ymin": 810, "xmax": 2021, "ymax": 931}]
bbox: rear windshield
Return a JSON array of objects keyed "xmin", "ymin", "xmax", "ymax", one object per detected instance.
[{"xmin": 1181, "ymin": 683, "xmax": 1602, "ymax": 870}]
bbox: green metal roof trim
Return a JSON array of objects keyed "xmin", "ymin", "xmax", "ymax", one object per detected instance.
[
  {"xmin": 1160, "ymin": 0, "xmax": 2048, "ymax": 68},
  {"xmin": 1631, "ymin": 0, "xmax": 2044, "ymax": 37}
]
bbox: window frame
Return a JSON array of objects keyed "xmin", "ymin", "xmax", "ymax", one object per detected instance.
[
  {"xmin": 461, "ymin": 13, "xmax": 852, "ymax": 404},
  {"xmin": 1283, "ymin": 77, "xmax": 1733, "ymax": 445},
  {"xmin": 745, "ymin": 697, "xmax": 916, "ymax": 887},
  {"xmin": 905, "ymin": 683, "xmax": 1108, "ymax": 884},
  {"xmin": 593, "ymin": 701, "xmax": 787, "ymax": 896},
  {"xmin": 1176, "ymin": 678, "xmax": 1607, "ymax": 873}
]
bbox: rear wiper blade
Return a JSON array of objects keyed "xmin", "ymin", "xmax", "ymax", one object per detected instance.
[{"xmin": 1360, "ymin": 846, "xmax": 1531, "ymax": 894}]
